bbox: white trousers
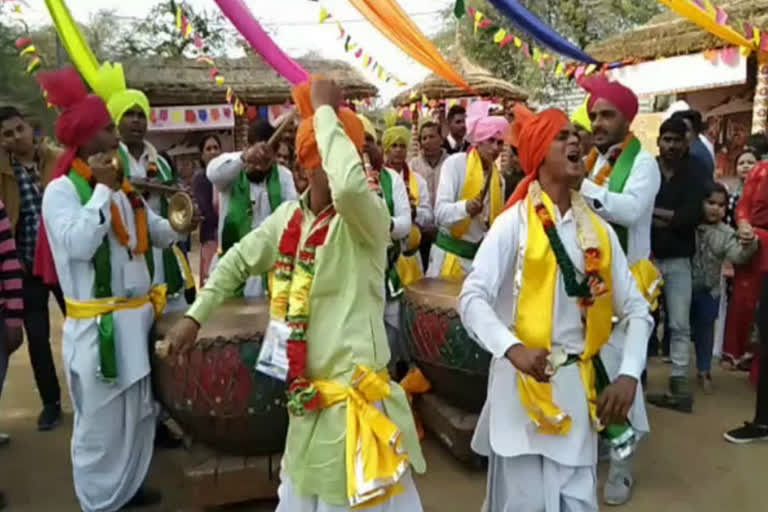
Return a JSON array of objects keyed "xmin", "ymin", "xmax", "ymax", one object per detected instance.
[
  {"xmin": 483, "ymin": 454, "xmax": 598, "ymax": 512},
  {"xmin": 275, "ymin": 470, "xmax": 423, "ymax": 512},
  {"xmin": 69, "ymin": 376, "xmax": 156, "ymax": 512}
]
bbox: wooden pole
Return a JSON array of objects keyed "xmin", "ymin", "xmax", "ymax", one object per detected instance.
[{"xmin": 752, "ymin": 53, "xmax": 768, "ymax": 134}]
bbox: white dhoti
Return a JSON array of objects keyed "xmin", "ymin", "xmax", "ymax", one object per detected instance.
[
  {"xmin": 69, "ymin": 376, "xmax": 156, "ymax": 512},
  {"xmin": 483, "ymin": 454, "xmax": 598, "ymax": 512},
  {"xmin": 425, "ymin": 244, "xmax": 473, "ymax": 279},
  {"xmin": 276, "ymin": 470, "xmax": 423, "ymax": 512}
]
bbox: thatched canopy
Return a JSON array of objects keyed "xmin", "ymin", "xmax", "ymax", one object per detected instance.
[
  {"xmin": 392, "ymin": 54, "xmax": 529, "ymax": 106},
  {"xmin": 124, "ymin": 54, "xmax": 378, "ymax": 106},
  {"xmin": 587, "ymin": 0, "xmax": 768, "ymax": 63}
]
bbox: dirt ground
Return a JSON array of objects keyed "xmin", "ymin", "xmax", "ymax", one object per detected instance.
[{"xmin": 1, "ymin": 298, "xmax": 766, "ymax": 512}]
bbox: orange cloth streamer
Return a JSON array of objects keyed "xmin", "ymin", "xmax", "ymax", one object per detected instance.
[
  {"xmin": 346, "ymin": 0, "xmax": 470, "ymax": 92},
  {"xmin": 399, "ymin": 368, "xmax": 431, "ymax": 441},
  {"xmin": 292, "ymin": 78, "xmax": 365, "ymax": 172},
  {"xmin": 505, "ymin": 108, "xmax": 569, "ymax": 209}
]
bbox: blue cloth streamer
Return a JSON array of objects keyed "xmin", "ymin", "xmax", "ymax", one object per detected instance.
[{"xmin": 487, "ymin": 0, "xmax": 600, "ymax": 64}]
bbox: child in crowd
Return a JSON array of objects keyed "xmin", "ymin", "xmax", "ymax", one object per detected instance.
[{"xmin": 692, "ymin": 182, "xmax": 758, "ymax": 392}]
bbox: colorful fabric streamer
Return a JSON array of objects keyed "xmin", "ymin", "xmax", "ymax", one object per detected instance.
[
  {"xmin": 213, "ymin": 0, "xmax": 308, "ymax": 85},
  {"xmin": 346, "ymin": 0, "xmax": 469, "ymax": 91},
  {"xmin": 655, "ymin": 0, "xmax": 760, "ymax": 54},
  {"xmin": 486, "ymin": 0, "xmax": 599, "ymax": 64},
  {"xmin": 44, "ymin": 0, "xmax": 102, "ymax": 92}
]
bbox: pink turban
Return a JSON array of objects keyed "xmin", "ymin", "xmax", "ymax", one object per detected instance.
[
  {"xmin": 34, "ymin": 67, "xmax": 113, "ymax": 285},
  {"xmin": 581, "ymin": 75, "xmax": 639, "ymax": 123},
  {"xmin": 465, "ymin": 100, "xmax": 510, "ymax": 145},
  {"xmin": 505, "ymin": 109, "xmax": 569, "ymax": 209}
]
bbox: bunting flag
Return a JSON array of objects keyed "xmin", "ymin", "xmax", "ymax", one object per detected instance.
[
  {"xmin": 655, "ymin": 0, "xmax": 765, "ymax": 55},
  {"xmin": 487, "ymin": 0, "xmax": 600, "ymax": 64},
  {"xmin": 346, "ymin": 0, "xmax": 470, "ymax": 91},
  {"xmin": 174, "ymin": 4, "xmax": 250, "ymax": 115},
  {"xmin": 465, "ymin": 6, "xmax": 604, "ymax": 83},
  {"xmin": 319, "ymin": 4, "xmax": 406, "ymax": 86}
]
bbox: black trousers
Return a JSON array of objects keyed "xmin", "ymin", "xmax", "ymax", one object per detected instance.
[
  {"xmin": 755, "ymin": 275, "xmax": 768, "ymax": 424},
  {"xmin": 23, "ymin": 273, "xmax": 64, "ymax": 407}
]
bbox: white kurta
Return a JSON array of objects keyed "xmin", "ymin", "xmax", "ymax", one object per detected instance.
[
  {"xmin": 427, "ymin": 152, "xmax": 504, "ymax": 278},
  {"xmin": 459, "ymin": 199, "xmax": 651, "ymax": 469},
  {"xmin": 42, "ymin": 176, "xmax": 180, "ymax": 512},
  {"xmin": 383, "ymin": 168, "xmax": 412, "ymax": 365},
  {"xmin": 122, "ymin": 141, "xmax": 188, "ymax": 312},
  {"xmin": 206, "ymin": 151, "xmax": 297, "ymax": 297},
  {"xmin": 580, "ymin": 146, "xmax": 659, "ymax": 434}
]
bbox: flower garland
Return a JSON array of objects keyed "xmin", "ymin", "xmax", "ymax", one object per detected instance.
[
  {"xmin": 71, "ymin": 158, "xmax": 149, "ymax": 254},
  {"xmin": 529, "ymin": 181, "xmax": 607, "ymax": 308},
  {"xmin": 584, "ymin": 133, "xmax": 635, "ymax": 186},
  {"xmin": 270, "ymin": 205, "xmax": 337, "ymax": 416}
]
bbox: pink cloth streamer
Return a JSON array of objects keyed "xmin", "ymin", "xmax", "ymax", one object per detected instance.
[
  {"xmin": 214, "ymin": 0, "xmax": 308, "ymax": 85},
  {"xmin": 465, "ymin": 100, "xmax": 510, "ymax": 145}
]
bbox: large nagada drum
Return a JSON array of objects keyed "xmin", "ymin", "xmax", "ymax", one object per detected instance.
[
  {"xmin": 151, "ymin": 298, "xmax": 288, "ymax": 455},
  {"xmin": 401, "ymin": 278, "xmax": 491, "ymax": 413}
]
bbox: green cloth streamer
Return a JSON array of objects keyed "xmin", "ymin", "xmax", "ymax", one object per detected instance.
[
  {"xmin": 221, "ymin": 165, "xmax": 283, "ymax": 296},
  {"xmin": 435, "ymin": 231, "xmax": 480, "ymax": 260},
  {"xmin": 68, "ymin": 170, "xmax": 118, "ymax": 383},
  {"xmin": 379, "ymin": 169, "xmax": 402, "ymax": 300},
  {"xmin": 607, "ymin": 137, "xmax": 642, "ymax": 253}
]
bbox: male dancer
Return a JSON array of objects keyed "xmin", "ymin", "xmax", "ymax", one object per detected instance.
[
  {"xmin": 460, "ymin": 108, "xmax": 651, "ymax": 511},
  {"xmin": 579, "ymin": 76, "xmax": 661, "ymax": 505},
  {"xmin": 165, "ymin": 76, "xmax": 425, "ymax": 511}
]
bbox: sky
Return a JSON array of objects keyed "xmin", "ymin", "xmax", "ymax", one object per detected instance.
[{"xmin": 15, "ymin": 0, "xmax": 458, "ymax": 102}]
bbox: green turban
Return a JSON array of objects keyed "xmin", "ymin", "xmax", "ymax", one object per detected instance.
[
  {"xmin": 108, "ymin": 89, "xmax": 150, "ymax": 125},
  {"xmin": 382, "ymin": 126, "xmax": 410, "ymax": 153}
]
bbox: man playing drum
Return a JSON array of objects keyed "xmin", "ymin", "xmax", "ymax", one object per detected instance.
[
  {"xmin": 38, "ymin": 68, "xmax": 197, "ymax": 511},
  {"xmin": 459, "ymin": 108, "xmax": 651, "ymax": 511},
  {"xmin": 206, "ymin": 120, "xmax": 297, "ymax": 297},
  {"xmin": 166, "ymin": 77, "xmax": 426, "ymax": 511},
  {"xmin": 428, "ymin": 101, "xmax": 508, "ymax": 281}
]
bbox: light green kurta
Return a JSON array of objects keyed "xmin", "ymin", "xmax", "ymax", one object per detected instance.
[{"xmin": 187, "ymin": 106, "xmax": 426, "ymax": 506}]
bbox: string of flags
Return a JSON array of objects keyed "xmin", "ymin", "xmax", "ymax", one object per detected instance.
[
  {"xmin": 175, "ymin": 2, "xmax": 246, "ymax": 116},
  {"xmin": 3, "ymin": 1, "xmax": 42, "ymax": 76},
  {"xmin": 318, "ymin": 5, "xmax": 406, "ymax": 87},
  {"xmin": 464, "ymin": 6, "xmax": 629, "ymax": 82}
]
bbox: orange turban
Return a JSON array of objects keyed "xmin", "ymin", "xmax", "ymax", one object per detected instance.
[
  {"xmin": 506, "ymin": 103, "xmax": 535, "ymax": 148},
  {"xmin": 292, "ymin": 77, "xmax": 365, "ymax": 172},
  {"xmin": 505, "ymin": 108, "xmax": 569, "ymax": 208}
]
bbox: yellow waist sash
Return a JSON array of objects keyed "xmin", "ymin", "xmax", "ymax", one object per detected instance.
[
  {"xmin": 440, "ymin": 148, "xmax": 502, "ymax": 281},
  {"xmin": 515, "ymin": 194, "xmax": 613, "ymax": 435},
  {"xmin": 314, "ymin": 366, "xmax": 409, "ymax": 509},
  {"xmin": 630, "ymin": 259, "xmax": 662, "ymax": 311},
  {"xmin": 65, "ymin": 284, "xmax": 168, "ymax": 320}
]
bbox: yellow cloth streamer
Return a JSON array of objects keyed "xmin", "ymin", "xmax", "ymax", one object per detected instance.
[
  {"xmin": 314, "ymin": 366, "xmax": 409, "ymax": 509},
  {"xmin": 172, "ymin": 245, "xmax": 197, "ymax": 291},
  {"xmin": 65, "ymin": 284, "xmax": 168, "ymax": 320},
  {"xmin": 396, "ymin": 170, "xmax": 423, "ymax": 286},
  {"xmin": 630, "ymin": 259, "xmax": 663, "ymax": 312},
  {"xmin": 440, "ymin": 148, "xmax": 502, "ymax": 281},
  {"xmin": 514, "ymin": 191, "xmax": 614, "ymax": 435}
]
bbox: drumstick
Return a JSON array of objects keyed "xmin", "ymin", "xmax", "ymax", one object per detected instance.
[
  {"xmin": 155, "ymin": 339, "xmax": 171, "ymax": 359},
  {"xmin": 267, "ymin": 112, "xmax": 297, "ymax": 148}
]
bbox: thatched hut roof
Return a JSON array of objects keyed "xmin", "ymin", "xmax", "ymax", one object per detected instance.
[
  {"xmin": 392, "ymin": 54, "xmax": 529, "ymax": 106},
  {"xmin": 124, "ymin": 54, "xmax": 378, "ymax": 106},
  {"xmin": 587, "ymin": 0, "xmax": 768, "ymax": 63}
]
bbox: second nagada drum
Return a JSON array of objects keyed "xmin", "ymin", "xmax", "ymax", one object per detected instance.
[
  {"xmin": 401, "ymin": 278, "xmax": 491, "ymax": 413},
  {"xmin": 151, "ymin": 298, "xmax": 288, "ymax": 456}
]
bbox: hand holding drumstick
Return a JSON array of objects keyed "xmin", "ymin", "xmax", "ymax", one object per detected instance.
[{"xmin": 465, "ymin": 171, "xmax": 492, "ymax": 218}]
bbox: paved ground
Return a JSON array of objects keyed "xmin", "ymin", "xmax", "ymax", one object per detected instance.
[{"xmin": 1, "ymin": 297, "xmax": 766, "ymax": 511}]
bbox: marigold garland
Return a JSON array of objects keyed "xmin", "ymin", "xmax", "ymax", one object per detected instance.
[
  {"xmin": 529, "ymin": 181, "xmax": 607, "ymax": 309},
  {"xmin": 270, "ymin": 205, "xmax": 337, "ymax": 416},
  {"xmin": 585, "ymin": 133, "xmax": 635, "ymax": 186},
  {"xmin": 71, "ymin": 158, "xmax": 149, "ymax": 255}
]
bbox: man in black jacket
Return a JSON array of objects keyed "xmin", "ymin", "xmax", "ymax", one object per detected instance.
[{"xmin": 647, "ymin": 118, "xmax": 709, "ymax": 413}]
